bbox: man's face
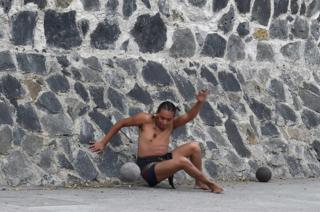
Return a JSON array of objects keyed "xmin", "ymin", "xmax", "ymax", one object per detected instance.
[{"xmin": 155, "ymin": 109, "xmax": 175, "ymax": 130}]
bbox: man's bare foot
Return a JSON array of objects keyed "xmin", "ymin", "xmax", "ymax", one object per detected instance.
[
  {"xmin": 194, "ymin": 181, "xmax": 209, "ymax": 190},
  {"xmin": 208, "ymin": 182, "xmax": 224, "ymax": 193}
]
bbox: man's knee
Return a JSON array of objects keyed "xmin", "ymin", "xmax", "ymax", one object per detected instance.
[{"xmin": 176, "ymin": 157, "xmax": 192, "ymax": 169}]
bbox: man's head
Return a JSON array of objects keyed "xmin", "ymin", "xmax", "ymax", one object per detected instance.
[{"xmin": 154, "ymin": 101, "xmax": 179, "ymax": 130}]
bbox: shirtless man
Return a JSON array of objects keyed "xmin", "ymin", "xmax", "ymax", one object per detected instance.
[{"xmin": 89, "ymin": 90, "xmax": 223, "ymax": 193}]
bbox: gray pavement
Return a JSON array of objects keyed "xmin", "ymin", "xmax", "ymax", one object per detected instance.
[{"xmin": 0, "ymin": 178, "xmax": 319, "ymax": 212}]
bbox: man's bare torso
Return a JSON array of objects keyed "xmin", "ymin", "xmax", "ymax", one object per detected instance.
[{"xmin": 137, "ymin": 114, "xmax": 173, "ymax": 157}]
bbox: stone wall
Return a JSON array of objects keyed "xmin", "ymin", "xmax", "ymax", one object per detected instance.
[{"xmin": 0, "ymin": 0, "xmax": 320, "ymax": 186}]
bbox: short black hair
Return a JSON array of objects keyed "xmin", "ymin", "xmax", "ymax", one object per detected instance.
[{"xmin": 156, "ymin": 101, "xmax": 180, "ymax": 115}]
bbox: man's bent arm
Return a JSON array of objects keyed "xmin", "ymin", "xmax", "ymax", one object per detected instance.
[
  {"xmin": 173, "ymin": 90, "xmax": 208, "ymax": 129},
  {"xmin": 173, "ymin": 101, "xmax": 204, "ymax": 129},
  {"xmin": 90, "ymin": 112, "xmax": 150, "ymax": 152}
]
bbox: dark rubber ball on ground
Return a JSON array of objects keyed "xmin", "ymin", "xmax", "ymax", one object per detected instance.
[{"xmin": 256, "ymin": 167, "xmax": 272, "ymax": 182}]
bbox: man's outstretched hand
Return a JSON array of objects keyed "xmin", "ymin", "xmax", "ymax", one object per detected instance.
[
  {"xmin": 196, "ymin": 89, "xmax": 208, "ymax": 102},
  {"xmin": 89, "ymin": 141, "xmax": 105, "ymax": 153}
]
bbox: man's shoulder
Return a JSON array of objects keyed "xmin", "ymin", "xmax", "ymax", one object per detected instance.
[{"xmin": 134, "ymin": 112, "xmax": 153, "ymax": 123}]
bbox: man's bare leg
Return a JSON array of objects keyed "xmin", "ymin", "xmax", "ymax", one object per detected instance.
[
  {"xmin": 172, "ymin": 142, "xmax": 210, "ymax": 190},
  {"xmin": 154, "ymin": 150, "xmax": 223, "ymax": 193}
]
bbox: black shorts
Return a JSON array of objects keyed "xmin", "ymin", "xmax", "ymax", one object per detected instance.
[{"xmin": 136, "ymin": 153, "xmax": 175, "ymax": 188}]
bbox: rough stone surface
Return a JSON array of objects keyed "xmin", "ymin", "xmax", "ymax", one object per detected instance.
[
  {"xmin": 46, "ymin": 74, "xmax": 70, "ymax": 93},
  {"xmin": 158, "ymin": 0, "xmax": 170, "ymax": 17},
  {"xmin": 0, "ymin": 126, "xmax": 12, "ymax": 154},
  {"xmin": 106, "ymin": 0, "xmax": 119, "ymax": 11},
  {"xmin": 0, "ymin": 75, "xmax": 24, "ymax": 100},
  {"xmin": 234, "ymin": 0, "xmax": 251, "ymax": 14},
  {"xmin": 79, "ymin": 120, "xmax": 95, "ymax": 145},
  {"xmin": 25, "ymin": 0, "xmax": 47, "ymax": 9},
  {"xmin": 312, "ymin": 140, "xmax": 320, "ymax": 160},
  {"xmin": 0, "ymin": 51, "xmax": 15, "ymax": 71},
  {"xmin": 89, "ymin": 86, "xmax": 107, "ymax": 109},
  {"xmin": 280, "ymin": 42, "xmax": 301, "ymax": 61},
  {"xmin": 300, "ymin": 2, "xmax": 306, "ymax": 15},
  {"xmin": 16, "ymin": 103, "xmax": 41, "ymax": 132},
  {"xmin": 287, "ymin": 156, "xmax": 304, "ymax": 177},
  {"xmin": 273, "ymin": 0, "xmax": 289, "ymax": 18},
  {"xmin": 307, "ymin": 0, "xmax": 320, "ymax": 18},
  {"xmin": 170, "ymin": 28, "xmax": 196, "ymax": 58},
  {"xmin": 299, "ymin": 88, "xmax": 320, "ymax": 113},
  {"xmin": 11, "ymin": 11, "xmax": 37, "ymax": 45},
  {"xmin": 40, "ymin": 113, "xmax": 73, "ymax": 135},
  {"xmin": 276, "ymin": 103, "xmax": 297, "ymax": 123},
  {"xmin": 83, "ymin": 56, "xmax": 102, "ymax": 72},
  {"xmin": 90, "ymin": 21, "xmax": 121, "ymax": 49},
  {"xmin": 123, "ymin": 0, "xmax": 137, "ymax": 17},
  {"xmin": 226, "ymin": 34, "xmax": 245, "ymax": 62},
  {"xmin": 218, "ymin": 71, "xmax": 241, "ymax": 92},
  {"xmin": 16, "ymin": 53, "xmax": 47, "ymax": 74},
  {"xmin": 116, "ymin": 58, "xmax": 138, "ymax": 76},
  {"xmin": 212, "ymin": 0, "xmax": 228, "ymax": 12},
  {"xmin": 89, "ymin": 109, "xmax": 113, "ymax": 132},
  {"xmin": 261, "ymin": 122, "xmax": 280, "ymax": 137},
  {"xmin": 291, "ymin": 0, "xmax": 299, "ymax": 14},
  {"xmin": 199, "ymin": 102, "xmax": 222, "ymax": 127},
  {"xmin": 270, "ymin": 19, "xmax": 288, "ymax": 40},
  {"xmin": 237, "ymin": 22, "xmax": 250, "ymax": 37},
  {"xmin": 74, "ymin": 150, "xmax": 98, "ymax": 180},
  {"xmin": 269, "ymin": 79, "xmax": 286, "ymax": 101},
  {"xmin": 304, "ymin": 38, "xmax": 320, "ymax": 65},
  {"xmin": 247, "ymin": 98, "xmax": 272, "ymax": 120},
  {"xmin": 74, "ymin": 82, "xmax": 89, "ymax": 102},
  {"xmin": 201, "ymin": 33, "xmax": 226, "ymax": 58},
  {"xmin": 311, "ymin": 19, "xmax": 320, "ymax": 40},
  {"xmin": 97, "ymin": 147, "xmax": 121, "ymax": 177},
  {"xmin": 252, "ymin": 0, "xmax": 271, "ymax": 26},
  {"xmin": 142, "ymin": 61, "xmax": 172, "ymax": 86},
  {"xmin": 3, "ymin": 151, "xmax": 34, "ymax": 186},
  {"xmin": 57, "ymin": 153, "xmax": 73, "ymax": 170},
  {"xmin": 303, "ymin": 82, "xmax": 320, "ymax": 96},
  {"xmin": 65, "ymin": 98, "xmax": 88, "ymax": 120},
  {"xmin": 292, "ymin": 17, "xmax": 309, "ymax": 39},
  {"xmin": 205, "ymin": 160, "xmax": 219, "ymax": 178},
  {"xmin": 141, "ymin": 0, "xmax": 150, "ymax": 9},
  {"xmin": 172, "ymin": 74, "xmax": 196, "ymax": 101},
  {"xmin": 78, "ymin": 19, "xmax": 89, "ymax": 36},
  {"xmin": 256, "ymin": 42, "xmax": 274, "ymax": 62},
  {"xmin": 301, "ymin": 109, "xmax": 320, "ymax": 129},
  {"xmin": 80, "ymin": 0, "xmax": 100, "ymax": 11},
  {"xmin": 21, "ymin": 134, "xmax": 43, "ymax": 156},
  {"xmin": 44, "ymin": 10, "xmax": 82, "ymax": 49},
  {"xmin": 56, "ymin": 56, "xmax": 70, "ymax": 68},
  {"xmin": 200, "ymin": 66, "xmax": 218, "ymax": 86},
  {"xmin": 188, "ymin": 0, "xmax": 206, "ymax": 8},
  {"xmin": 108, "ymin": 87, "xmax": 126, "ymax": 113},
  {"xmin": 36, "ymin": 91, "xmax": 63, "ymax": 114},
  {"xmin": 131, "ymin": 13, "xmax": 167, "ymax": 53},
  {"xmin": 225, "ymin": 118, "xmax": 251, "ymax": 158},
  {"xmin": 0, "ymin": 0, "xmax": 12, "ymax": 13},
  {"xmin": 127, "ymin": 84, "xmax": 153, "ymax": 105},
  {"xmin": 0, "ymin": 102, "xmax": 13, "ymax": 125},
  {"xmin": 218, "ymin": 7, "xmax": 235, "ymax": 34},
  {"xmin": 55, "ymin": 0, "xmax": 73, "ymax": 8}
]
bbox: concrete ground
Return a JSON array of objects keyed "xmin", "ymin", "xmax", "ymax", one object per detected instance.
[{"xmin": 0, "ymin": 178, "xmax": 319, "ymax": 212}]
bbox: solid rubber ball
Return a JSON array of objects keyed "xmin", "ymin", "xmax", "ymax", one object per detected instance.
[
  {"xmin": 256, "ymin": 167, "xmax": 272, "ymax": 182},
  {"xmin": 119, "ymin": 162, "xmax": 141, "ymax": 182}
]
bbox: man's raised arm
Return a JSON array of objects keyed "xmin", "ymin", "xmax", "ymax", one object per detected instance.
[
  {"xmin": 89, "ymin": 112, "xmax": 149, "ymax": 153},
  {"xmin": 173, "ymin": 90, "xmax": 208, "ymax": 129}
]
